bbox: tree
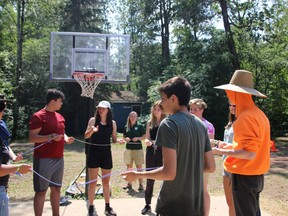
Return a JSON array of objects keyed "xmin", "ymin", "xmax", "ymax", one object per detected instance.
[{"xmin": 217, "ymin": 0, "xmax": 240, "ymax": 69}]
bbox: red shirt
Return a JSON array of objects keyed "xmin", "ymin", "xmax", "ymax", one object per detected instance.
[{"xmin": 29, "ymin": 109, "xmax": 65, "ymax": 158}]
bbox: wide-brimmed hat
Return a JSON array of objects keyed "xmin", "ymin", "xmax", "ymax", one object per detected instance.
[
  {"xmin": 214, "ymin": 70, "xmax": 267, "ymax": 98},
  {"xmin": 96, "ymin": 100, "xmax": 111, "ymax": 109}
]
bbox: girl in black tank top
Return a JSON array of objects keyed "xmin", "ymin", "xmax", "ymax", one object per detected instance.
[
  {"xmin": 141, "ymin": 101, "xmax": 167, "ymax": 214},
  {"xmin": 90, "ymin": 123, "xmax": 113, "ymax": 151},
  {"xmin": 84, "ymin": 101, "xmax": 118, "ymax": 216}
]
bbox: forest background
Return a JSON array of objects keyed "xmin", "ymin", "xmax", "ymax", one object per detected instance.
[{"xmin": 1, "ymin": 0, "xmax": 288, "ymax": 140}]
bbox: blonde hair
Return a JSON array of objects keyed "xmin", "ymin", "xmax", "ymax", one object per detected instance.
[
  {"xmin": 126, "ymin": 111, "xmax": 138, "ymax": 131},
  {"xmin": 189, "ymin": 98, "xmax": 207, "ymax": 110},
  {"xmin": 149, "ymin": 100, "xmax": 167, "ymax": 129}
]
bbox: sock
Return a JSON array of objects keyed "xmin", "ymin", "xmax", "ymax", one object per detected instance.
[
  {"xmin": 89, "ymin": 205, "xmax": 94, "ymax": 212},
  {"xmin": 105, "ymin": 203, "xmax": 110, "ymax": 209}
]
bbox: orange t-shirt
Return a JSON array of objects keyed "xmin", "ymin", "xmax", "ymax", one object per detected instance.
[{"xmin": 224, "ymin": 92, "xmax": 270, "ymax": 175}]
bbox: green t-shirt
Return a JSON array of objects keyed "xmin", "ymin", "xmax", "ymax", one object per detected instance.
[
  {"xmin": 155, "ymin": 112, "xmax": 211, "ymax": 216},
  {"xmin": 123, "ymin": 123, "xmax": 145, "ymax": 150}
]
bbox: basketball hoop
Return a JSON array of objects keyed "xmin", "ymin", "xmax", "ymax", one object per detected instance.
[{"xmin": 73, "ymin": 72, "xmax": 104, "ymax": 99}]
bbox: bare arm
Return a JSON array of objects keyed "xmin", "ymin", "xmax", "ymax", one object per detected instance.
[
  {"xmin": 145, "ymin": 121, "xmax": 151, "ymax": 140},
  {"xmin": 112, "ymin": 121, "xmax": 118, "ymax": 143},
  {"xmin": 121, "ymin": 146, "xmax": 177, "ymax": 181},
  {"xmin": 213, "ymin": 148, "xmax": 256, "ymax": 160},
  {"xmin": 29, "ymin": 128, "xmax": 63, "ymax": 143},
  {"xmin": 64, "ymin": 134, "xmax": 74, "ymax": 144},
  {"xmin": 145, "ymin": 121, "xmax": 153, "ymax": 146},
  {"xmin": 84, "ymin": 117, "xmax": 96, "ymax": 139},
  {"xmin": 0, "ymin": 164, "xmax": 32, "ymax": 177},
  {"xmin": 8, "ymin": 147, "xmax": 22, "ymax": 162},
  {"xmin": 208, "ymin": 133, "xmax": 214, "ymax": 139},
  {"xmin": 204, "ymin": 150, "xmax": 216, "ymax": 173}
]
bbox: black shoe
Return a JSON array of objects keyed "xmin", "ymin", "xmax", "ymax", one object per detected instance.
[
  {"xmin": 138, "ymin": 184, "xmax": 144, "ymax": 191},
  {"xmin": 104, "ymin": 207, "xmax": 117, "ymax": 216},
  {"xmin": 88, "ymin": 205, "xmax": 95, "ymax": 216},
  {"xmin": 141, "ymin": 204, "xmax": 151, "ymax": 215},
  {"xmin": 123, "ymin": 183, "xmax": 132, "ymax": 190}
]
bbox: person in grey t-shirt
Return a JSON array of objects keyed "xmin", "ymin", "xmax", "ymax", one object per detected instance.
[{"xmin": 122, "ymin": 76, "xmax": 216, "ymax": 216}]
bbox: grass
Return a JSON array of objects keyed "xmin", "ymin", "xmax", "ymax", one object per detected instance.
[{"xmin": 8, "ymin": 137, "xmax": 288, "ymax": 215}]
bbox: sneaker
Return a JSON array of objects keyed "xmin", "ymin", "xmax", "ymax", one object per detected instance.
[
  {"xmin": 88, "ymin": 205, "xmax": 95, "ymax": 216},
  {"xmin": 141, "ymin": 204, "xmax": 151, "ymax": 215},
  {"xmin": 123, "ymin": 183, "xmax": 132, "ymax": 190},
  {"xmin": 138, "ymin": 184, "xmax": 144, "ymax": 191},
  {"xmin": 104, "ymin": 207, "xmax": 117, "ymax": 216}
]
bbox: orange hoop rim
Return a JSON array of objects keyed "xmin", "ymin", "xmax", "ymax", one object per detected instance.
[{"xmin": 73, "ymin": 72, "xmax": 105, "ymax": 77}]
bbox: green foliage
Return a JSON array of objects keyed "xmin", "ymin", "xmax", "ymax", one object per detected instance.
[
  {"xmin": 59, "ymin": 0, "xmax": 109, "ymax": 32},
  {"xmin": 138, "ymin": 114, "xmax": 150, "ymax": 128},
  {"xmin": 1, "ymin": 0, "xmax": 288, "ymax": 138},
  {"xmin": 0, "ymin": 51, "xmax": 14, "ymax": 97}
]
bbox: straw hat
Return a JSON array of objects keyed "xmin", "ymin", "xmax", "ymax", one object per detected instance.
[{"xmin": 214, "ymin": 70, "xmax": 267, "ymax": 98}]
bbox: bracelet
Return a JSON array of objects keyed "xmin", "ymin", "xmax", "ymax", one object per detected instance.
[
  {"xmin": 15, "ymin": 165, "xmax": 22, "ymax": 176},
  {"xmin": 213, "ymin": 139, "xmax": 219, "ymax": 147}
]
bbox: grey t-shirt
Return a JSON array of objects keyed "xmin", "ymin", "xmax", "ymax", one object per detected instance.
[{"xmin": 155, "ymin": 111, "xmax": 211, "ymax": 216}]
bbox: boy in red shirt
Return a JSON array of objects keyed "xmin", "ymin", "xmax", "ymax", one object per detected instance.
[{"xmin": 29, "ymin": 89, "xmax": 74, "ymax": 216}]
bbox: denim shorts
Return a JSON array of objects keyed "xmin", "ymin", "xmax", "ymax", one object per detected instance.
[{"xmin": 0, "ymin": 186, "xmax": 9, "ymax": 216}]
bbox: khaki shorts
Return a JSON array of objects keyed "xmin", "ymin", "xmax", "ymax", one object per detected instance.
[{"xmin": 124, "ymin": 149, "xmax": 144, "ymax": 166}]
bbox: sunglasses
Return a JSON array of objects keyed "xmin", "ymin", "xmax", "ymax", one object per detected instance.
[{"xmin": 229, "ymin": 104, "xmax": 236, "ymax": 107}]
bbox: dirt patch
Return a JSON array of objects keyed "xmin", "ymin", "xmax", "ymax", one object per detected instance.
[
  {"xmin": 260, "ymin": 138, "xmax": 288, "ymax": 215},
  {"xmin": 270, "ymin": 138, "xmax": 288, "ymax": 177}
]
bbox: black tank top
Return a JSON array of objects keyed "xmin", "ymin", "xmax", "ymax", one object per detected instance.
[
  {"xmin": 150, "ymin": 125, "xmax": 159, "ymax": 140},
  {"xmin": 90, "ymin": 123, "xmax": 113, "ymax": 151}
]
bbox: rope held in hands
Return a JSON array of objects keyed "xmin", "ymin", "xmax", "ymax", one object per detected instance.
[{"xmin": 19, "ymin": 136, "xmax": 158, "ymax": 188}]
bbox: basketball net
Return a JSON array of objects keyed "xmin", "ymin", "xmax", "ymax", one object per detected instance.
[{"xmin": 73, "ymin": 72, "xmax": 104, "ymax": 99}]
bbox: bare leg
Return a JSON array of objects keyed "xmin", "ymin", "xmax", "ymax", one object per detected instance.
[
  {"xmin": 123, "ymin": 164, "xmax": 133, "ymax": 188},
  {"xmin": 101, "ymin": 169, "xmax": 111, "ymax": 203},
  {"xmin": 34, "ymin": 191, "xmax": 47, "ymax": 216},
  {"xmin": 136, "ymin": 165, "xmax": 143, "ymax": 185},
  {"xmin": 204, "ymin": 174, "xmax": 210, "ymax": 216},
  {"xmin": 126, "ymin": 164, "xmax": 133, "ymax": 170},
  {"xmin": 88, "ymin": 168, "xmax": 99, "ymax": 206},
  {"xmin": 223, "ymin": 176, "xmax": 236, "ymax": 216},
  {"xmin": 50, "ymin": 186, "xmax": 61, "ymax": 216}
]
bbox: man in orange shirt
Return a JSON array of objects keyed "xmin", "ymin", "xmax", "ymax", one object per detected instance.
[{"xmin": 213, "ymin": 70, "xmax": 270, "ymax": 216}]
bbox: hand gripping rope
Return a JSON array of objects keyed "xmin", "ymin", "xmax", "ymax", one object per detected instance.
[{"xmin": 19, "ymin": 137, "xmax": 159, "ymax": 189}]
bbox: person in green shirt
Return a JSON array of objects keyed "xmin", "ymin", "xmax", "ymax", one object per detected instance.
[{"xmin": 123, "ymin": 111, "xmax": 146, "ymax": 191}]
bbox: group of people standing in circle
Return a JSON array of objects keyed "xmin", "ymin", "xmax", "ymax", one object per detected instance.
[
  {"xmin": 85, "ymin": 96, "xmax": 235, "ymax": 216},
  {"xmin": 0, "ymin": 70, "xmax": 270, "ymax": 216},
  {"xmin": 86, "ymin": 70, "xmax": 270, "ymax": 216}
]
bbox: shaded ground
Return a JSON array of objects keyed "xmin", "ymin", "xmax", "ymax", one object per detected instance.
[
  {"xmin": 260, "ymin": 138, "xmax": 288, "ymax": 216},
  {"xmin": 8, "ymin": 137, "xmax": 288, "ymax": 215},
  {"xmin": 270, "ymin": 138, "xmax": 288, "ymax": 176}
]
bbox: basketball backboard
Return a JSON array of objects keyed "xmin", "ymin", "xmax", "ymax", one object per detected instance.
[{"xmin": 50, "ymin": 32, "xmax": 130, "ymax": 83}]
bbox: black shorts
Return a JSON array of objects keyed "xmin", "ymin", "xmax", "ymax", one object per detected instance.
[{"xmin": 87, "ymin": 150, "xmax": 113, "ymax": 169}]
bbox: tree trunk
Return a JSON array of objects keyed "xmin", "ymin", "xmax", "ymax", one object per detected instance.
[
  {"xmin": 159, "ymin": 0, "xmax": 171, "ymax": 71},
  {"xmin": 218, "ymin": 0, "xmax": 240, "ymax": 70},
  {"xmin": 12, "ymin": 0, "xmax": 25, "ymax": 139}
]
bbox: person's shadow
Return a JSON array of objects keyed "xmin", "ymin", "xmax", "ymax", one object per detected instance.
[{"xmin": 125, "ymin": 187, "xmax": 145, "ymax": 198}]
